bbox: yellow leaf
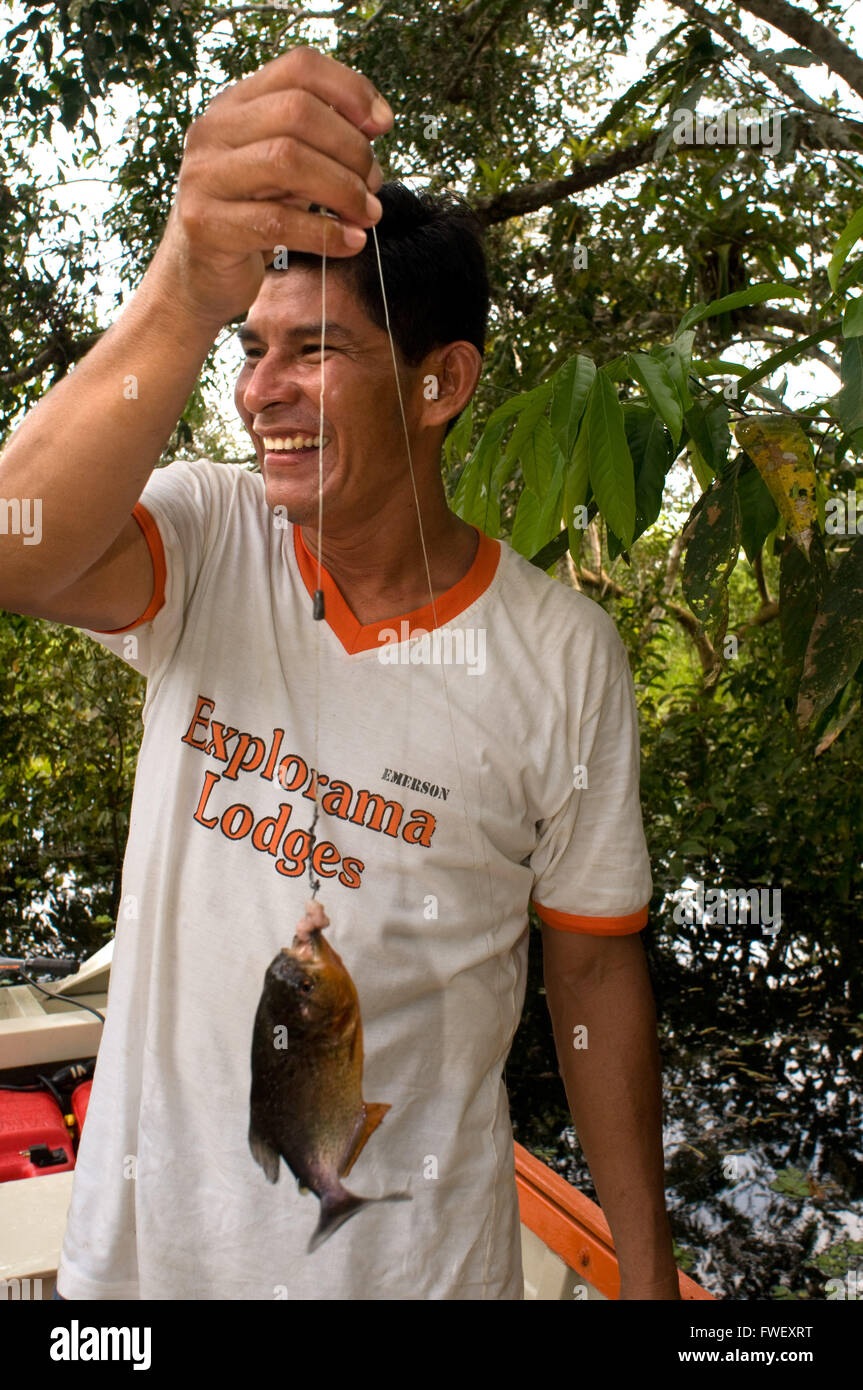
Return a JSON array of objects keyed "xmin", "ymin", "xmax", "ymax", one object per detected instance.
[{"xmin": 734, "ymin": 417, "xmax": 817, "ymax": 554}]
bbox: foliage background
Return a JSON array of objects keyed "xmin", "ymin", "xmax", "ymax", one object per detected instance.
[{"xmin": 2, "ymin": 0, "xmax": 863, "ymax": 1298}]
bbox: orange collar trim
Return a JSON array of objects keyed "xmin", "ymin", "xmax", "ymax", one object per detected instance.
[{"xmin": 292, "ymin": 524, "xmax": 501, "ymax": 655}]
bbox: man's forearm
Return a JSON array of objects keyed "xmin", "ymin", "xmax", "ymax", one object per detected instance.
[
  {"xmin": 0, "ymin": 242, "xmax": 222, "ymax": 605},
  {"xmin": 542, "ymin": 930, "xmax": 680, "ymax": 1298}
]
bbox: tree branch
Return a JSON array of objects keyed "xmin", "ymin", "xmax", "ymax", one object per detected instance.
[
  {"xmin": 671, "ymin": 0, "xmax": 863, "ymax": 146},
  {"xmin": 576, "ymin": 561, "xmax": 718, "ymax": 674},
  {"xmin": 753, "ymin": 549, "xmax": 772, "ymax": 604},
  {"xmin": 0, "ymin": 331, "xmax": 101, "ymax": 388},
  {"xmin": 474, "ymin": 136, "xmax": 658, "ymax": 225},
  {"xmin": 737, "ymin": 0, "xmax": 863, "ymax": 103},
  {"xmin": 473, "ymin": 99, "xmax": 848, "ymax": 228},
  {"xmin": 445, "ymin": 0, "xmax": 524, "ymax": 101},
  {"xmin": 735, "ymin": 599, "xmax": 780, "ymax": 635},
  {"xmin": 638, "ymin": 533, "xmax": 685, "ymax": 651}
]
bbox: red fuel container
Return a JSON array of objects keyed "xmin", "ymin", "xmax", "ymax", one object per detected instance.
[
  {"xmin": 71, "ymin": 1080, "xmax": 92, "ymax": 1139},
  {"xmin": 0, "ymin": 1089, "xmax": 75, "ymax": 1182}
]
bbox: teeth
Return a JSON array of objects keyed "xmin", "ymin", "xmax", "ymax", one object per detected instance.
[{"xmin": 262, "ymin": 435, "xmax": 328, "ymax": 450}]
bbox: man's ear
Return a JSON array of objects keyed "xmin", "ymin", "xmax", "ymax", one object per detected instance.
[{"xmin": 419, "ymin": 342, "xmax": 482, "ymax": 431}]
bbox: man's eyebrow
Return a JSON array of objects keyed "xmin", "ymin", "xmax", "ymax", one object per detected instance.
[{"xmin": 236, "ymin": 322, "xmax": 356, "ymax": 344}]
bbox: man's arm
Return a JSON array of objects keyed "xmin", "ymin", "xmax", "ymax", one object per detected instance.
[
  {"xmin": 540, "ymin": 922, "xmax": 681, "ymax": 1300},
  {"xmin": 0, "ymin": 47, "xmax": 390, "ymax": 632}
]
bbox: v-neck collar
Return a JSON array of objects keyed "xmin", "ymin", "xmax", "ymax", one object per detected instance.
[{"xmin": 292, "ymin": 523, "xmax": 501, "ymax": 656}]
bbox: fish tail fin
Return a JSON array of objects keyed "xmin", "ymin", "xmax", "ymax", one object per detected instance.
[
  {"xmin": 308, "ymin": 1186, "xmax": 368, "ymax": 1252},
  {"xmin": 307, "ymin": 1184, "xmax": 412, "ymax": 1253}
]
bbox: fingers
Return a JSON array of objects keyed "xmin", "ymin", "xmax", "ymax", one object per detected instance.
[
  {"xmin": 182, "ymin": 197, "xmax": 368, "ymax": 259},
  {"xmin": 234, "ymin": 46, "xmax": 393, "ymax": 137},
  {"xmin": 205, "ymin": 87, "xmax": 381, "ymax": 190},
  {"xmin": 172, "ymin": 44, "xmax": 391, "ymax": 288},
  {"xmin": 196, "ymin": 135, "xmax": 381, "ymax": 230}
]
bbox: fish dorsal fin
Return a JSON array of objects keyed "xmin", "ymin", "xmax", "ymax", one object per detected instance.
[
  {"xmin": 249, "ymin": 1125, "xmax": 281, "ymax": 1185},
  {"xmin": 339, "ymin": 1102, "xmax": 391, "ymax": 1179}
]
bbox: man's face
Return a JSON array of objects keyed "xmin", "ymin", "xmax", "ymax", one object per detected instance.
[{"xmin": 234, "ymin": 266, "xmax": 413, "ymax": 532}]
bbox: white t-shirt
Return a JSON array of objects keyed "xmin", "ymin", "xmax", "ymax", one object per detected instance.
[{"xmin": 56, "ymin": 457, "xmax": 652, "ymax": 1301}]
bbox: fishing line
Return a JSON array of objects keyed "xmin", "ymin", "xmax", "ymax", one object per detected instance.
[
  {"xmin": 305, "ymin": 203, "xmax": 492, "ymax": 920},
  {"xmin": 369, "ymin": 220, "xmax": 486, "ymax": 898},
  {"xmin": 306, "ymin": 207, "xmax": 329, "ymax": 900},
  {"xmin": 370, "ymin": 213, "xmax": 501, "ymax": 1288}
]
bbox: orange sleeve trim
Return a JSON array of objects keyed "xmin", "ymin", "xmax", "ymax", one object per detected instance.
[
  {"xmin": 531, "ymin": 899, "xmax": 649, "ymax": 935},
  {"xmin": 91, "ymin": 502, "xmax": 167, "ymax": 634}
]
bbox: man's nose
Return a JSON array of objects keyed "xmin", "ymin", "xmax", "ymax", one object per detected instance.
[{"xmin": 240, "ymin": 353, "xmax": 304, "ymax": 414}]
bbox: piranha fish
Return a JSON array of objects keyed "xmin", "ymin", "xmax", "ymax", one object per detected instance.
[{"xmin": 249, "ymin": 899, "xmax": 408, "ymax": 1252}]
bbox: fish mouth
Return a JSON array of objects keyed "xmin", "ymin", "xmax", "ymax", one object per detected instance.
[{"xmin": 290, "ymin": 929, "xmax": 323, "ymax": 961}]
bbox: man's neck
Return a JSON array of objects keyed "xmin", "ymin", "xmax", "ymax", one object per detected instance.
[{"xmin": 300, "ymin": 495, "xmax": 479, "ymax": 627}]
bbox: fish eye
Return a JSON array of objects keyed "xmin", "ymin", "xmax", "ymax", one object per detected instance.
[{"xmin": 300, "ymin": 979, "xmax": 314, "ymax": 994}]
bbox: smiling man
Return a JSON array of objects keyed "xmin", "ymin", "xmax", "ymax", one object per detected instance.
[{"xmin": 0, "ymin": 46, "xmax": 679, "ymax": 1300}]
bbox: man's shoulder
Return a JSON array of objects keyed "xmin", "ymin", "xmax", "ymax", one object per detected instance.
[
  {"xmin": 150, "ymin": 456, "xmax": 262, "ymax": 493},
  {"xmin": 493, "ymin": 537, "xmax": 624, "ymax": 653},
  {"xmin": 141, "ymin": 458, "xmax": 265, "ymax": 530}
]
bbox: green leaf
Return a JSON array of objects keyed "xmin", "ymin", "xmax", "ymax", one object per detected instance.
[
  {"xmin": 453, "ymin": 393, "xmax": 526, "ymax": 519},
  {"xmin": 529, "ymin": 529, "xmax": 570, "ymax": 570},
  {"xmin": 519, "ymin": 414, "xmax": 554, "ymax": 494},
  {"xmin": 510, "ymin": 458, "xmax": 565, "ymax": 558},
  {"xmin": 586, "ymin": 373, "xmax": 636, "ymax": 547},
  {"xmin": 778, "ymin": 533, "xmax": 822, "ymax": 706},
  {"xmin": 444, "ymin": 401, "xmax": 473, "ymax": 469},
  {"xmin": 681, "ymin": 473, "xmax": 741, "ymax": 626},
  {"xmin": 591, "ymin": 53, "xmax": 685, "ymax": 141},
  {"xmin": 737, "ymin": 464, "xmax": 779, "ymax": 563},
  {"xmin": 689, "ymin": 445, "xmax": 715, "ymax": 491},
  {"xmin": 623, "ymin": 404, "xmax": 673, "ymax": 541},
  {"xmin": 838, "ymin": 337, "xmax": 863, "ymax": 436},
  {"xmin": 502, "ymin": 383, "xmax": 553, "ymax": 469},
  {"xmin": 510, "ymin": 488, "xmax": 542, "ymax": 557},
  {"xmin": 769, "ymin": 1166, "xmax": 810, "ymax": 1199},
  {"xmin": 564, "ymin": 417, "xmax": 592, "ymax": 552},
  {"xmin": 685, "ymin": 398, "xmax": 730, "ymax": 475},
  {"xmin": 452, "ymin": 429, "xmax": 501, "ymax": 535},
  {"xmin": 735, "ymin": 322, "xmax": 842, "ymax": 398},
  {"xmin": 657, "ymin": 331, "xmax": 695, "ymax": 410},
  {"xmin": 771, "ymin": 48, "xmax": 821, "ymax": 66},
  {"xmin": 628, "ymin": 352, "xmax": 683, "ymax": 447},
  {"xmin": 842, "ymin": 297, "xmax": 863, "ymax": 338},
  {"xmin": 549, "ymin": 355, "xmax": 595, "ymax": 462},
  {"xmin": 678, "ymin": 283, "xmax": 806, "ymax": 336},
  {"xmin": 828, "ymin": 204, "xmax": 863, "ymax": 292},
  {"xmin": 798, "ymin": 534, "xmax": 863, "ymax": 726}
]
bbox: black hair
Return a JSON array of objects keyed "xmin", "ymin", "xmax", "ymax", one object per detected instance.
[{"xmin": 272, "ymin": 182, "xmax": 489, "ymax": 435}]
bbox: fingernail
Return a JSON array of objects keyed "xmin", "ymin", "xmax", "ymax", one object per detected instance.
[
  {"xmin": 371, "ymin": 95, "xmax": 392, "ymax": 126},
  {"xmin": 343, "ymin": 226, "xmax": 367, "ymax": 248},
  {"xmin": 367, "ymin": 158, "xmax": 384, "ymax": 192},
  {"xmin": 365, "ymin": 191, "xmax": 382, "ymax": 221}
]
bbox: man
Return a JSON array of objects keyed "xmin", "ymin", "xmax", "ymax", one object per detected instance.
[{"xmin": 0, "ymin": 47, "xmax": 680, "ymax": 1300}]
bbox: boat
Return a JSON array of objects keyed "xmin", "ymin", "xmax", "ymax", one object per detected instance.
[{"xmin": 0, "ymin": 944, "xmax": 713, "ymax": 1301}]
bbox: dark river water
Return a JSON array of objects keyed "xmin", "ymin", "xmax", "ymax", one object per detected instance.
[{"xmin": 506, "ymin": 910, "xmax": 863, "ymax": 1300}]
